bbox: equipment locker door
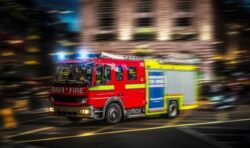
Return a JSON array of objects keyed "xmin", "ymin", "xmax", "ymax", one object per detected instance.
[{"xmin": 147, "ymin": 70, "xmax": 165, "ymax": 113}]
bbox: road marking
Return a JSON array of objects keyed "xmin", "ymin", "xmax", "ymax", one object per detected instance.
[
  {"xmin": 13, "ymin": 118, "xmax": 250, "ymax": 144},
  {"xmin": 111, "ymin": 127, "xmax": 138, "ymax": 130},
  {"xmin": 6, "ymin": 120, "xmax": 114, "ymax": 139},
  {"xmin": 78, "ymin": 125, "xmax": 117, "ymax": 136},
  {"xmin": 6, "ymin": 127, "xmax": 54, "ymax": 138}
]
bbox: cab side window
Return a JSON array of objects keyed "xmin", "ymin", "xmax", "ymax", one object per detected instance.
[
  {"xmin": 103, "ymin": 65, "xmax": 111, "ymax": 82},
  {"xmin": 96, "ymin": 65, "xmax": 111, "ymax": 85},
  {"xmin": 115, "ymin": 66, "xmax": 123, "ymax": 81},
  {"xmin": 127, "ymin": 67, "xmax": 137, "ymax": 80},
  {"xmin": 96, "ymin": 65, "xmax": 102, "ymax": 85}
]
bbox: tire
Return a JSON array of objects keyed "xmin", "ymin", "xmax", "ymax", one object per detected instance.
[
  {"xmin": 67, "ymin": 117, "xmax": 83, "ymax": 122},
  {"xmin": 105, "ymin": 103, "xmax": 122, "ymax": 124},
  {"xmin": 167, "ymin": 100, "xmax": 178, "ymax": 119}
]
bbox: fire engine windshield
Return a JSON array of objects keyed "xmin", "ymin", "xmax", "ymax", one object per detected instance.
[{"xmin": 53, "ymin": 63, "xmax": 93, "ymax": 86}]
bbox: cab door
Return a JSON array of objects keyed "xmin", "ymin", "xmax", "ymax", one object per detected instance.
[
  {"xmin": 123, "ymin": 64, "xmax": 146, "ymax": 108},
  {"xmin": 88, "ymin": 64, "xmax": 115, "ymax": 108},
  {"xmin": 114, "ymin": 65, "xmax": 126, "ymax": 103}
]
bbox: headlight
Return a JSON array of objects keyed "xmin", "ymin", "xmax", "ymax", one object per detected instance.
[
  {"xmin": 49, "ymin": 107, "xmax": 55, "ymax": 112},
  {"xmin": 80, "ymin": 108, "xmax": 90, "ymax": 114},
  {"xmin": 84, "ymin": 109, "xmax": 90, "ymax": 114}
]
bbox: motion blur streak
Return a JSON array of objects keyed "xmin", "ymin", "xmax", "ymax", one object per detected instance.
[
  {"xmin": 13, "ymin": 118, "xmax": 250, "ymax": 144},
  {"xmin": 0, "ymin": 0, "xmax": 250, "ymax": 148}
]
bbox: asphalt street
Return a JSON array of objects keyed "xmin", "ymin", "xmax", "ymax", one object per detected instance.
[{"xmin": 1, "ymin": 105, "xmax": 250, "ymax": 148}]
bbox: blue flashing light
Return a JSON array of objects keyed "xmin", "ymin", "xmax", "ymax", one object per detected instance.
[
  {"xmin": 76, "ymin": 47, "xmax": 100, "ymax": 59},
  {"xmin": 58, "ymin": 52, "xmax": 66, "ymax": 60},
  {"xmin": 77, "ymin": 53, "xmax": 100, "ymax": 59},
  {"xmin": 54, "ymin": 51, "xmax": 100, "ymax": 62},
  {"xmin": 87, "ymin": 53, "xmax": 100, "ymax": 58},
  {"xmin": 77, "ymin": 51, "xmax": 88, "ymax": 59}
]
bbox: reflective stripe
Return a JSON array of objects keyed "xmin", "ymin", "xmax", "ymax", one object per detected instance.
[
  {"xmin": 125, "ymin": 84, "xmax": 145, "ymax": 89},
  {"xmin": 89, "ymin": 85, "xmax": 114, "ymax": 91},
  {"xmin": 144, "ymin": 59, "xmax": 197, "ymax": 71},
  {"xmin": 149, "ymin": 76, "xmax": 164, "ymax": 79}
]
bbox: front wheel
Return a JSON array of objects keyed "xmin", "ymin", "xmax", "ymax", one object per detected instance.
[
  {"xmin": 167, "ymin": 100, "xmax": 178, "ymax": 119},
  {"xmin": 105, "ymin": 103, "xmax": 122, "ymax": 124}
]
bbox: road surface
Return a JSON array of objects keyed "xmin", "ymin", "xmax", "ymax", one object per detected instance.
[{"xmin": 1, "ymin": 105, "xmax": 250, "ymax": 148}]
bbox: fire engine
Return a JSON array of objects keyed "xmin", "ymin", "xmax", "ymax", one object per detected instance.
[{"xmin": 49, "ymin": 52, "xmax": 199, "ymax": 124}]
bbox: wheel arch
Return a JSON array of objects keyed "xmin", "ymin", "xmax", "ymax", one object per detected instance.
[
  {"xmin": 165, "ymin": 95, "xmax": 183, "ymax": 111},
  {"xmin": 102, "ymin": 97, "xmax": 125, "ymax": 119},
  {"xmin": 167, "ymin": 99, "xmax": 180, "ymax": 112}
]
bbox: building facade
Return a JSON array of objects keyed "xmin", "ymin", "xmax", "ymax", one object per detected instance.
[{"xmin": 81, "ymin": 0, "xmax": 215, "ymax": 79}]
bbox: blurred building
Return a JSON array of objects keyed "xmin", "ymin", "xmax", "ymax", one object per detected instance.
[
  {"xmin": 81, "ymin": 0, "xmax": 215, "ymax": 79},
  {"xmin": 0, "ymin": 0, "xmax": 65, "ymax": 77}
]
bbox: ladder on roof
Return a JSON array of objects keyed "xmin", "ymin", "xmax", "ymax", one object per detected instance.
[
  {"xmin": 100, "ymin": 52, "xmax": 142, "ymax": 60},
  {"xmin": 100, "ymin": 52, "xmax": 200, "ymax": 64}
]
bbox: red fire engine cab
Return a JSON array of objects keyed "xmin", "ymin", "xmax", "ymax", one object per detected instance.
[{"xmin": 50, "ymin": 52, "xmax": 199, "ymax": 124}]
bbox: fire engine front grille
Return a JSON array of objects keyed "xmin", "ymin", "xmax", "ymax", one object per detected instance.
[
  {"xmin": 57, "ymin": 111, "xmax": 77, "ymax": 116},
  {"xmin": 52, "ymin": 95, "xmax": 83, "ymax": 103}
]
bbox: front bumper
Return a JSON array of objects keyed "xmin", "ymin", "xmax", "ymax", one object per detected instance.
[{"xmin": 51, "ymin": 105, "xmax": 94, "ymax": 118}]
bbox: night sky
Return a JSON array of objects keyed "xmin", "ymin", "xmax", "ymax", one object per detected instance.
[{"xmin": 34, "ymin": 0, "xmax": 80, "ymax": 32}]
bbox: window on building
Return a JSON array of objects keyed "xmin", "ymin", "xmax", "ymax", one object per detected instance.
[
  {"xmin": 137, "ymin": 0, "xmax": 153, "ymax": 12},
  {"xmin": 99, "ymin": 18, "xmax": 115, "ymax": 30},
  {"xmin": 137, "ymin": 18, "xmax": 153, "ymax": 27},
  {"xmin": 134, "ymin": 0, "xmax": 155, "ymax": 41},
  {"xmin": 171, "ymin": 33, "xmax": 197, "ymax": 41},
  {"xmin": 115, "ymin": 66, "xmax": 123, "ymax": 81},
  {"xmin": 96, "ymin": 0, "xmax": 116, "ymax": 41},
  {"xmin": 172, "ymin": 17, "xmax": 197, "ymax": 41},
  {"xmin": 134, "ymin": 18, "xmax": 155, "ymax": 41},
  {"xmin": 177, "ymin": 0, "xmax": 192, "ymax": 12},
  {"xmin": 97, "ymin": 0, "xmax": 115, "ymax": 30},
  {"xmin": 127, "ymin": 67, "xmax": 137, "ymax": 80},
  {"xmin": 175, "ymin": 17, "xmax": 192, "ymax": 26}
]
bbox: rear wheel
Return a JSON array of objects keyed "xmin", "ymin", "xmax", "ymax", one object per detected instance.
[
  {"xmin": 167, "ymin": 100, "xmax": 178, "ymax": 119},
  {"xmin": 105, "ymin": 103, "xmax": 122, "ymax": 124}
]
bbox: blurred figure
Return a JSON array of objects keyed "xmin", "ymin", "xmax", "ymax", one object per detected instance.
[
  {"xmin": 200, "ymin": 79, "xmax": 238, "ymax": 110},
  {"xmin": 210, "ymin": 80, "xmax": 223, "ymax": 94}
]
